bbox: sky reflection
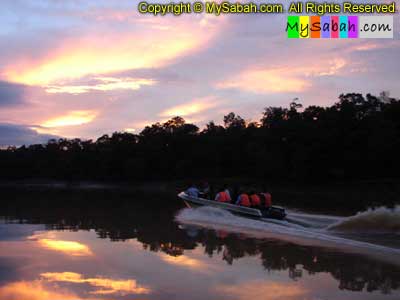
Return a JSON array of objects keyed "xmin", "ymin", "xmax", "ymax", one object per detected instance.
[
  {"xmin": 0, "ymin": 219, "xmax": 399, "ymax": 300},
  {"xmin": 41, "ymin": 272, "xmax": 150, "ymax": 295},
  {"xmin": 0, "ymin": 281, "xmax": 80, "ymax": 300},
  {"xmin": 37, "ymin": 239, "xmax": 94, "ymax": 256}
]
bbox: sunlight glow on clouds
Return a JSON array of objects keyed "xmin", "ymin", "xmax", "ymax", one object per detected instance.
[
  {"xmin": 41, "ymin": 111, "xmax": 97, "ymax": 128},
  {"xmin": 0, "ymin": 2, "xmax": 398, "ymax": 146},
  {"xmin": 46, "ymin": 77, "xmax": 156, "ymax": 94},
  {"xmin": 216, "ymin": 68, "xmax": 310, "ymax": 94},
  {"xmin": 5, "ymin": 16, "xmax": 222, "ymax": 87},
  {"xmin": 160, "ymin": 97, "xmax": 220, "ymax": 118},
  {"xmin": 216, "ymin": 58, "xmax": 348, "ymax": 94}
]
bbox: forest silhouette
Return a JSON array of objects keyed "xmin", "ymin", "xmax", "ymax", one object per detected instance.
[{"xmin": 1, "ymin": 92, "xmax": 400, "ymax": 182}]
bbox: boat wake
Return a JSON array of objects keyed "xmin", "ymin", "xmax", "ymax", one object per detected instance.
[
  {"xmin": 175, "ymin": 206, "xmax": 400, "ymax": 265},
  {"xmin": 327, "ymin": 206, "xmax": 400, "ymax": 233}
]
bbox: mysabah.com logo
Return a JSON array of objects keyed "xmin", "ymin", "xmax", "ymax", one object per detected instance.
[{"xmin": 286, "ymin": 16, "xmax": 394, "ymax": 38}]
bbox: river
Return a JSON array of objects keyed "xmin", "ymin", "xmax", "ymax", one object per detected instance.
[{"xmin": 0, "ymin": 187, "xmax": 399, "ymax": 300}]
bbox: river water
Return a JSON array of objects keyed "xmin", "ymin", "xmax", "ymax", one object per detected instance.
[{"xmin": 0, "ymin": 188, "xmax": 399, "ymax": 300}]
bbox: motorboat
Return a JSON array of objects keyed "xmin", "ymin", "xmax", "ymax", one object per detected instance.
[{"xmin": 178, "ymin": 192, "xmax": 286, "ymax": 220}]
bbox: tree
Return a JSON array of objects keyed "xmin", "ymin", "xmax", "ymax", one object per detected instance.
[{"xmin": 223, "ymin": 112, "xmax": 246, "ymax": 129}]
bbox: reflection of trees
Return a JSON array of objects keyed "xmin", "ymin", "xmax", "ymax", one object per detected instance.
[
  {"xmin": 195, "ymin": 231, "xmax": 400, "ymax": 294},
  {"xmin": 1, "ymin": 189, "xmax": 400, "ymax": 294}
]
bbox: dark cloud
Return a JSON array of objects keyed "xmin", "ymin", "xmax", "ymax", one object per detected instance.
[
  {"xmin": 0, "ymin": 124, "xmax": 59, "ymax": 147},
  {"xmin": 0, "ymin": 81, "xmax": 26, "ymax": 107}
]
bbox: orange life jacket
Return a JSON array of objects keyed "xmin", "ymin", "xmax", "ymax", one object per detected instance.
[
  {"xmin": 217, "ymin": 191, "xmax": 230, "ymax": 203},
  {"xmin": 239, "ymin": 194, "xmax": 251, "ymax": 207},
  {"xmin": 250, "ymin": 194, "xmax": 261, "ymax": 207},
  {"xmin": 261, "ymin": 193, "xmax": 272, "ymax": 207}
]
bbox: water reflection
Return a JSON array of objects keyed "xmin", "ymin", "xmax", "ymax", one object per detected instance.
[
  {"xmin": 41, "ymin": 272, "xmax": 150, "ymax": 295},
  {"xmin": 0, "ymin": 281, "xmax": 79, "ymax": 300},
  {"xmin": 195, "ymin": 230, "xmax": 400, "ymax": 294},
  {"xmin": 0, "ymin": 189, "xmax": 399, "ymax": 299},
  {"xmin": 160, "ymin": 253, "xmax": 209, "ymax": 272},
  {"xmin": 35, "ymin": 237, "xmax": 93, "ymax": 256},
  {"xmin": 215, "ymin": 281, "xmax": 307, "ymax": 300}
]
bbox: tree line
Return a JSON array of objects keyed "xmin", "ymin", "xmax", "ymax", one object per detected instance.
[{"xmin": 1, "ymin": 92, "xmax": 400, "ymax": 182}]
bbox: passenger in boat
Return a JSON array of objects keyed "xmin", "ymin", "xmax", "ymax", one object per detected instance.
[
  {"xmin": 199, "ymin": 181, "xmax": 210, "ymax": 198},
  {"xmin": 223, "ymin": 184, "xmax": 232, "ymax": 202},
  {"xmin": 186, "ymin": 184, "xmax": 199, "ymax": 197},
  {"xmin": 236, "ymin": 192, "xmax": 251, "ymax": 207},
  {"xmin": 215, "ymin": 187, "xmax": 231, "ymax": 203},
  {"xmin": 260, "ymin": 192, "xmax": 272, "ymax": 208},
  {"xmin": 249, "ymin": 191, "xmax": 261, "ymax": 208}
]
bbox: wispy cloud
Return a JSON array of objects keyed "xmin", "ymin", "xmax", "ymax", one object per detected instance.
[
  {"xmin": 159, "ymin": 96, "xmax": 221, "ymax": 118},
  {"xmin": 46, "ymin": 77, "xmax": 156, "ymax": 94},
  {"xmin": 216, "ymin": 58, "xmax": 347, "ymax": 94},
  {"xmin": 216, "ymin": 68, "xmax": 310, "ymax": 94},
  {"xmin": 41, "ymin": 110, "xmax": 97, "ymax": 128},
  {"xmin": 4, "ymin": 15, "xmax": 223, "ymax": 86}
]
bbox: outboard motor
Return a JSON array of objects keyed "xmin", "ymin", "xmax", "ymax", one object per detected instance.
[{"xmin": 262, "ymin": 206, "xmax": 286, "ymax": 220}]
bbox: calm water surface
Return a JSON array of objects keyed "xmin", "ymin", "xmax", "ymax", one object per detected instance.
[{"xmin": 0, "ymin": 188, "xmax": 399, "ymax": 300}]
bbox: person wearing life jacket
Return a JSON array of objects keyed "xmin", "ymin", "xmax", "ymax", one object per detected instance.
[
  {"xmin": 215, "ymin": 187, "xmax": 231, "ymax": 203},
  {"xmin": 249, "ymin": 191, "xmax": 261, "ymax": 208},
  {"xmin": 223, "ymin": 184, "xmax": 232, "ymax": 202},
  {"xmin": 235, "ymin": 192, "xmax": 251, "ymax": 207},
  {"xmin": 260, "ymin": 192, "xmax": 272, "ymax": 208}
]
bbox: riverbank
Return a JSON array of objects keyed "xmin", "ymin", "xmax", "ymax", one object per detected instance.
[{"xmin": 1, "ymin": 178, "xmax": 399, "ymax": 214}]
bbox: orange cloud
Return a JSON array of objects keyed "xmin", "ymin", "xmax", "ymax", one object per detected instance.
[
  {"xmin": 41, "ymin": 111, "xmax": 97, "ymax": 128},
  {"xmin": 0, "ymin": 281, "xmax": 79, "ymax": 300},
  {"xmin": 5, "ymin": 17, "xmax": 224, "ymax": 87},
  {"xmin": 216, "ymin": 58, "xmax": 347, "ymax": 94},
  {"xmin": 216, "ymin": 69, "xmax": 309, "ymax": 93},
  {"xmin": 37, "ymin": 239, "xmax": 93, "ymax": 256},
  {"xmin": 159, "ymin": 97, "xmax": 220, "ymax": 118},
  {"xmin": 215, "ymin": 280, "xmax": 308, "ymax": 300},
  {"xmin": 41, "ymin": 272, "xmax": 150, "ymax": 295}
]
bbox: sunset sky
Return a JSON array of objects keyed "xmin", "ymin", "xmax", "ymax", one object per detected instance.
[{"xmin": 0, "ymin": 1, "xmax": 399, "ymax": 146}]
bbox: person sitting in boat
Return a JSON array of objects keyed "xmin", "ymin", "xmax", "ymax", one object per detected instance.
[
  {"xmin": 249, "ymin": 191, "xmax": 261, "ymax": 208},
  {"xmin": 223, "ymin": 184, "xmax": 232, "ymax": 202},
  {"xmin": 260, "ymin": 192, "xmax": 272, "ymax": 208},
  {"xmin": 186, "ymin": 183, "xmax": 199, "ymax": 198},
  {"xmin": 200, "ymin": 181, "xmax": 210, "ymax": 199},
  {"xmin": 215, "ymin": 186, "xmax": 231, "ymax": 203},
  {"xmin": 235, "ymin": 192, "xmax": 251, "ymax": 207}
]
